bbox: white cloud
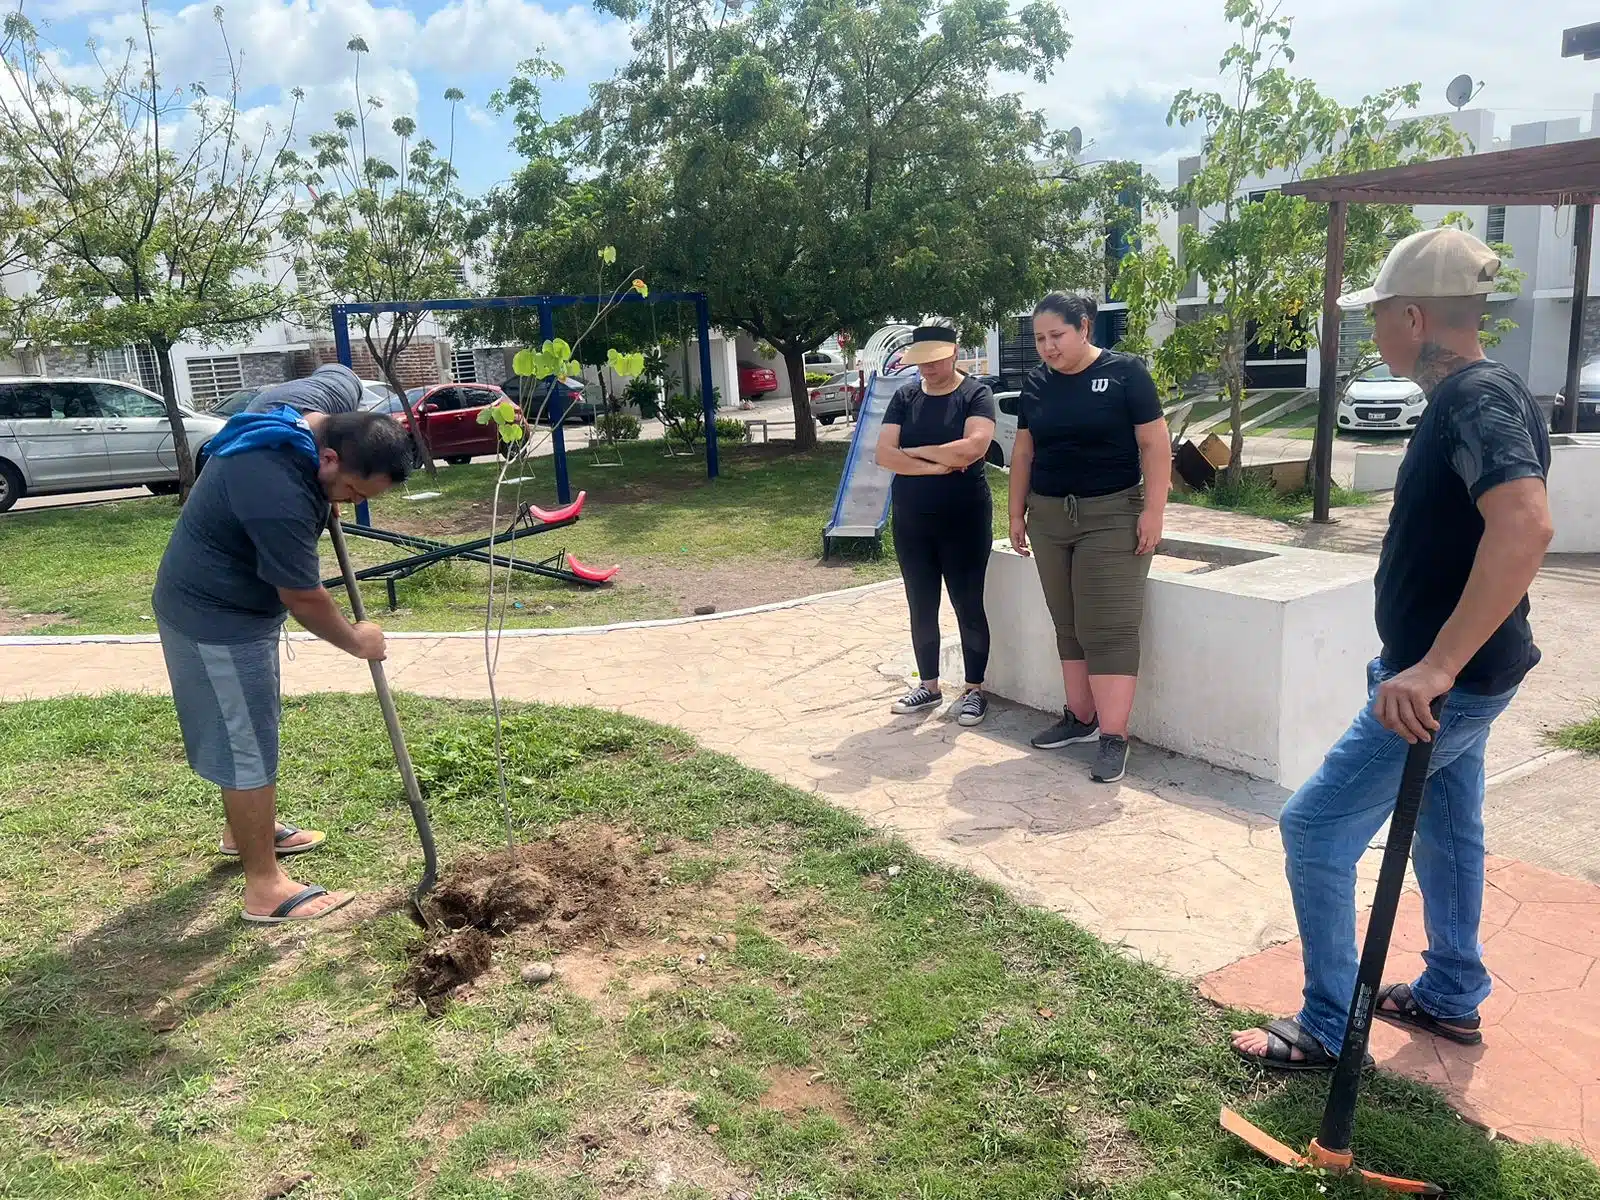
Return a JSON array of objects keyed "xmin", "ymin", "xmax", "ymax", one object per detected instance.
[
  {"xmin": 417, "ymin": 0, "xmax": 632, "ymax": 77},
  {"xmin": 1010, "ymin": 0, "xmax": 1600, "ymax": 181},
  {"xmin": 51, "ymin": 0, "xmax": 628, "ymax": 168}
]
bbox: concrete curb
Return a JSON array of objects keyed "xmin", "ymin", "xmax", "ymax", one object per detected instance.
[{"xmin": 0, "ymin": 577, "xmax": 903, "ymax": 648}]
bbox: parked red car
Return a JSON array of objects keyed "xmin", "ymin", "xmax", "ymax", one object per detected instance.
[
  {"xmin": 367, "ymin": 383, "xmax": 520, "ymax": 464},
  {"xmin": 737, "ymin": 362, "xmax": 779, "ymax": 400}
]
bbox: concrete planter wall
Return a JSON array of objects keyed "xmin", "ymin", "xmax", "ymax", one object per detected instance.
[
  {"xmin": 941, "ymin": 535, "xmax": 1379, "ymax": 789},
  {"xmin": 1548, "ymin": 434, "xmax": 1600, "ymax": 554}
]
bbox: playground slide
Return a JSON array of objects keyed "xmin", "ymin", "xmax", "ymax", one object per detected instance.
[{"xmin": 823, "ymin": 366, "xmax": 916, "ymax": 554}]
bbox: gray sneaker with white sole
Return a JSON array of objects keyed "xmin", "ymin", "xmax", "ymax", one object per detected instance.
[
  {"xmin": 1092, "ymin": 735, "xmax": 1129, "ymax": 783},
  {"xmin": 1030, "ymin": 708, "xmax": 1100, "ymax": 750}
]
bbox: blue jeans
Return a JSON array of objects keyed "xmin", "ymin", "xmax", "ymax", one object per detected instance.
[{"xmin": 1282, "ymin": 658, "xmax": 1515, "ymax": 1056}]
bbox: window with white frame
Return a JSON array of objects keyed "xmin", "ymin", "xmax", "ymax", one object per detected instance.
[
  {"xmin": 450, "ymin": 345, "xmax": 477, "ymax": 382},
  {"xmin": 186, "ymin": 355, "xmax": 244, "ymax": 408}
]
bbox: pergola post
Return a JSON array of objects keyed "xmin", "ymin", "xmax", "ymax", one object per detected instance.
[
  {"xmin": 1562, "ymin": 203, "xmax": 1593, "ymax": 435},
  {"xmin": 1311, "ymin": 200, "xmax": 1348, "ymax": 524}
]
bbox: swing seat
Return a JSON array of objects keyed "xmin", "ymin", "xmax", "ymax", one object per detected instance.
[
  {"xmin": 527, "ymin": 491, "xmax": 587, "ymax": 525},
  {"xmin": 565, "ymin": 553, "xmax": 619, "ymax": 583}
]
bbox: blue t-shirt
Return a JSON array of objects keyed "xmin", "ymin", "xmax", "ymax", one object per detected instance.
[
  {"xmin": 152, "ymin": 447, "xmax": 327, "ymax": 643},
  {"xmin": 1375, "ymin": 360, "xmax": 1549, "ymax": 694}
]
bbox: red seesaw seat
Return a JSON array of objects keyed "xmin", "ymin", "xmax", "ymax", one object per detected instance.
[
  {"xmin": 527, "ymin": 490, "xmax": 587, "ymax": 525},
  {"xmin": 565, "ymin": 553, "xmax": 619, "ymax": 584}
]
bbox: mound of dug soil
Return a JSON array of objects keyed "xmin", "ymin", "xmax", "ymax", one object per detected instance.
[{"xmin": 401, "ymin": 825, "xmax": 645, "ymax": 1013}]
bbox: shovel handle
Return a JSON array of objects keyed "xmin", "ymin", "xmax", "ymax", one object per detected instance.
[
  {"xmin": 326, "ymin": 510, "xmax": 438, "ymax": 903},
  {"xmin": 1318, "ymin": 699, "xmax": 1444, "ymax": 1153}
]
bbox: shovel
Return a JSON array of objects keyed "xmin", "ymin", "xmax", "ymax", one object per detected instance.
[
  {"xmin": 1223, "ymin": 702, "xmax": 1444, "ymax": 1196},
  {"xmin": 326, "ymin": 508, "xmax": 438, "ymax": 928}
]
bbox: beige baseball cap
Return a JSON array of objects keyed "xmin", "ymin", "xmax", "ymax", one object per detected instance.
[{"xmin": 1338, "ymin": 226, "xmax": 1501, "ymax": 309}]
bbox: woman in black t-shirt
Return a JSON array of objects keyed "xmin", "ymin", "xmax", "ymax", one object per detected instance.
[
  {"xmin": 1007, "ymin": 293, "xmax": 1171, "ymax": 783},
  {"xmin": 875, "ymin": 325, "xmax": 998, "ymax": 726}
]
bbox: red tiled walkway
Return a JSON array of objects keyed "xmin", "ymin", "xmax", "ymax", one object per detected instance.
[{"xmin": 1202, "ymin": 856, "xmax": 1600, "ymax": 1158}]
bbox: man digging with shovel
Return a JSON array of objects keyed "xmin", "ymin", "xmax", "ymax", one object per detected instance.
[{"xmin": 153, "ymin": 405, "xmax": 413, "ymax": 925}]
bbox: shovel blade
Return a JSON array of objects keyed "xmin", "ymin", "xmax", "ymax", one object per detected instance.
[
  {"xmin": 1351, "ymin": 1167, "xmax": 1443, "ymax": 1195},
  {"xmin": 1220, "ymin": 1107, "xmax": 1308, "ymax": 1168}
]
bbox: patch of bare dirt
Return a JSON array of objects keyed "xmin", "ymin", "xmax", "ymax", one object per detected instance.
[
  {"xmin": 481, "ymin": 1087, "xmax": 753, "ymax": 1197},
  {"xmin": 401, "ymin": 825, "xmax": 646, "ymax": 1013},
  {"xmin": 411, "ymin": 1099, "xmax": 487, "ymax": 1186},
  {"xmin": 623, "ymin": 556, "xmax": 866, "ymax": 617},
  {"xmin": 0, "ymin": 608, "xmax": 67, "ymax": 634},
  {"xmin": 758, "ymin": 1065, "xmax": 852, "ymax": 1125}
]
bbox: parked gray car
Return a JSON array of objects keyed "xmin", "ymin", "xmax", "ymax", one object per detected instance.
[{"xmin": 0, "ymin": 377, "xmax": 225, "ymax": 512}]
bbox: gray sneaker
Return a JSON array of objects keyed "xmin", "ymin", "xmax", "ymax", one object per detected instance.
[
  {"xmin": 1030, "ymin": 708, "xmax": 1100, "ymax": 750},
  {"xmin": 1092, "ymin": 735, "xmax": 1129, "ymax": 783}
]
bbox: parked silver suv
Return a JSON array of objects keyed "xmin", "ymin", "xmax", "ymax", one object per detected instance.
[{"xmin": 0, "ymin": 377, "xmax": 225, "ymax": 512}]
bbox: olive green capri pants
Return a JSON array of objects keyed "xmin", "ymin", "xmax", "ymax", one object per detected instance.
[{"xmin": 1026, "ymin": 485, "xmax": 1152, "ymax": 677}]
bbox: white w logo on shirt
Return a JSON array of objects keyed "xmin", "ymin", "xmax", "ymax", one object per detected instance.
[{"xmin": 1090, "ymin": 377, "xmax": 1110, "ymax": 393}]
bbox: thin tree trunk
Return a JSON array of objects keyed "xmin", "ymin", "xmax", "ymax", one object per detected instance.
[
  {"xmin": 364, "ymin": 326, "xmax": 436, "ymax": 474},
  {"xmin": 1222, "ymin": 332, "xmax": 1246, "ymax": 486},
  {"xmin": 783, "ymin": 346, "xmax": 817, "ymax": 451},
  {"xmin": 154, "ymin": 338, "xmax": 196, "ymax": 502}
]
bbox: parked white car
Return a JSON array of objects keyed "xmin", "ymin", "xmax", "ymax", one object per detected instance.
[
  {"xmin": 1338, "ymin": 364, "xmax": 1426, "ymax": 433},
  {"xmin": 987, "ymin": 390, "xmax": 1021, "ymax": 467},
  {"xmin": 0, "ymin": 377, "xmax": 225, "ymax": 511}
]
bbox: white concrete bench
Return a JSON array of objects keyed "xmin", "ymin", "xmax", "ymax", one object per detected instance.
[
  {"xmin": 941, "ymin": 534, "xmax": 1379, "ymax": 789},
  {"xmin": 1549, "ymin": 434, "xmax": 1600, "ymax": 553}
]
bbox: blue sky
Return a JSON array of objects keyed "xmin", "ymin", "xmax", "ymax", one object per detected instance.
[{"xmin": 25, "ymin": 0, "xmax": 1600, "ymax": 197}]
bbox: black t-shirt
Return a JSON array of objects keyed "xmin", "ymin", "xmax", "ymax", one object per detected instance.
[
  {"xmin": 1017, "ymin": 350, "xmax": 1163, "ymax": 498},
  {"xmin": 883, "ymin": 375, "xmax": 998, "ymax": 513},
  {"xmin": 1375, "ymin": 360, "xmax": 1549, "ymax": 694}
]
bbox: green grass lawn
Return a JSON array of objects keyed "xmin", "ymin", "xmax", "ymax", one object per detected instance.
[
  {"xmin": 2, "ymin": 694, "xmax": 1594, "ymax": 1199},
  {"xmin": 0, "ymin": 440, "xmax": 1004, "ymax": 636}
]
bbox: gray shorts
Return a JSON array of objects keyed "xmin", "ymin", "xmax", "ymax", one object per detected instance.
[{"xmin": 157, "ymin": 619, "xmax": 282, "ymax": 790}]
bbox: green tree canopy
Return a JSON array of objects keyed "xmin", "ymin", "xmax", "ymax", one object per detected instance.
[
  {"xmin": 489, "ymin": 0, "xmax": 1118, "ymax": 448},
  {"xmin": 1113, "ymin": 0, "xmax": 1466, "ymax": 479}
]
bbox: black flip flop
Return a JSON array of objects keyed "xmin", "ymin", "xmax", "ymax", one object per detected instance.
[
  {"xmin": 1233, "ymin": 1018, "xmax": 1375, "ymax": 1074},
  {"xmin": 219, "ymin": 823, "xmax": 325, "ymax": 858},
  {"xmin": 241, "ymin": 885, "xmax": 354, "ymax": 926},
  {"xmin": 1375, "ymin": 983, "xmax": 1483, "ymax": 1046}
]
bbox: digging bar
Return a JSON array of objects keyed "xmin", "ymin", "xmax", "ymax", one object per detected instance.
[{"xmin": 326, "ymin": 508, "xmax": 438, "ymax": 926}]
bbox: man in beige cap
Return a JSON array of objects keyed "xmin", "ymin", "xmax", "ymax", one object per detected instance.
[{"xmin": 1232, "ymin": 227, "xmax": 1554, "ymax": 1071}]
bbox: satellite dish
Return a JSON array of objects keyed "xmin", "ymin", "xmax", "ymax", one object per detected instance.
[
  {"xmin": 1066, "ymin": 126, "xmax": 1084, "ymax": 157},
  {"xmin": 1445, "ymin": 74, "xmax": 1482, "ymax": 111}
]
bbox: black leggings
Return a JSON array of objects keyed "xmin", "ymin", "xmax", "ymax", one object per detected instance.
[{"xmin": 892, "ymin": 498, "xmax": 992, "ymax": 686}]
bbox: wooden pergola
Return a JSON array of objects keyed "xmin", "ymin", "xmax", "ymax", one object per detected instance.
[{"xmin": 1282, "ymin": 138, "xmax": 1600, "ymax": 520}]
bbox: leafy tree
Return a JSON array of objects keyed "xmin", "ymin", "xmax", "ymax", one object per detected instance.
[
  {"xmin": 534, "ymin": 0, "xmax": 1112, "ymax": 450},
  {"xmin": 1112, "ymin": 0, "xmax": 1466, "ymax": 481},
  {"xmin": 280, "ymin": 38, "xmax": 473, "ymax": 473},
  {"xmin": 0, "ymin": 2, "xmax": 302, "ymax": 497}
]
